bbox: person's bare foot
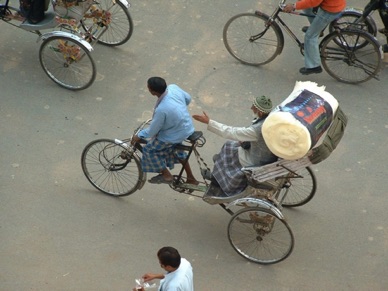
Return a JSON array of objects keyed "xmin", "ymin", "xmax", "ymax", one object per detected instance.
[
  {"xmin": 9, "ymin": 11, "xmax": 25, "ymax": 21},
  {"xmin": 186, "ymin": 178, "xmax": 199, "ymax": 185}
]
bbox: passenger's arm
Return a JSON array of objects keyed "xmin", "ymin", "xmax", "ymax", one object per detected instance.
[
  {"xmin": 193, "ymin": 111, "xmax": 258, "ymax": 141},
  {"xmin": 208, "ymin": 119, "xmax": 258, "ymax": 141}
]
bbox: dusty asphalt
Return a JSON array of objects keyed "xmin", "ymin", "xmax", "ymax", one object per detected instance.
[{"xmin": 1, "ymin": 0, "xmax": 388, "ymax": 290}]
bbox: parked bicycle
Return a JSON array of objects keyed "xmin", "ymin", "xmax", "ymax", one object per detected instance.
[
  {"xmin": 81, "ymin": 119, "xmax": 318, "ymax": 264},
  {"xmin": 330, "ymin": 0, "xmax": 388, "ymax": 53},
  {"xmin": 0, "ymin": 0, "xmax": 133, "ymax": 90},
  {"xmin": 223, "ymin": 0, "xmax": 382, "ymax": 84}
]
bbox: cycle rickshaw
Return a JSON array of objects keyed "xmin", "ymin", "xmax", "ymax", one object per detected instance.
[
  {"xmin": 81, "ymin": 119, "xmax": 320, "ymax": 265},
  {"xmin": 0, "ymin": 0, "xmax": 133, "ymax": 90}
]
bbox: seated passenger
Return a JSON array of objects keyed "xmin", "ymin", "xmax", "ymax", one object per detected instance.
[
  {"xmin": 19, "ymin": 0, "xmax": 45, "ymax": 24},
  {"xmin": 131, "ymin": 77, "xmax": 198, "ymax": 185},
  {"xmin": 193, "ymin": 96, "xmax": 278, "ymax": 196}
]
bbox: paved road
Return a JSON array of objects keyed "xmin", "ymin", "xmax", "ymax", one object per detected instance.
[{"xmin": 1, "ymin": 0, "xmax": 388, "ymax": 290}]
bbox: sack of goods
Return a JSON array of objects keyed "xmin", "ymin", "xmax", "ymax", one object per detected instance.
[{"xmin": 262, "ymin": 81, "xmax": 347, "ymax": 162}]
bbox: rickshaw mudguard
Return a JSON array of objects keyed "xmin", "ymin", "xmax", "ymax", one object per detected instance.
[
  {"xmin": 117, "ymin": 0, "xmax": 130, "ymax": 8},
  {"xmin": 39, "ymin": 31, "xmax": 93, "ymax": 52},
  {"xmin": 343, "ymin": 7, "xmax": 365, "ymax": 14},
  {"xmin": 226, "ymin": 197, "xmax": 284, "ymax": 220},
  {"xmin": 340, "ymin": 8, "xmax": 377, "ymax": 34}
]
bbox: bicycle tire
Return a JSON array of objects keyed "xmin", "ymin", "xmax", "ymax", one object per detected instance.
[
  {"xmin": 328, "ymin": 11, "xmax": 376, "ymax": 49},
  {"xmin": 281, "ymin": 167, "xmax": 317, "ymax": 208},
  {"xmin": 81, "ymin": 139, "xmax": 143, "ymax": 196},
  {"xmin": 39, "ymin": 36, "xmax": 96, "ymax": 90},
  {"xmin": 228, "ymin": 207, "xmax": 294, "ymax": 264},
  {"xmin": 320, "ymin": 29, "xmax": 382, "ymax": 84},
  {"xmin": 223, "ymin": 12, "xmax": 283, "ymax": 65},
  {"xmin": 80, "ymin": 0, "xmax": 133, "ymax": 46},
  {"xmin": 329, "ymin": 11, "xmax": 376, "ymax": 35}
]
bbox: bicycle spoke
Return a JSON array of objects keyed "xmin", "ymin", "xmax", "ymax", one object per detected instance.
[
  {"xmin": 39, "ymin": 36, "xmax": 96, "ymax": 90},
  {"xmin": 80, "ymin": 0, "xmax": 133, "ymax": 46},
  {"xmin": 321, "ymin": 30, "xmax": 381, "ymax": 84},
  {"xmin": 81, "ymin": 139, "xmax": 143, "ymax": 196},
  {"xmin": 223, "ymin": 13, "xmax": 282, "ymax": 65},
  {"xmin": 228, "ymin": 208, "xmax": 294, "ymax": 264},
  {"xmin": 281, "ymin": 167, "xmax": 316, "ymax": 208}
]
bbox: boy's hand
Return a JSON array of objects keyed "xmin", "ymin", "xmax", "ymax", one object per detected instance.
[{"xmin": 283, "ymin": 3, "xmax": 295, "ymax": 12}]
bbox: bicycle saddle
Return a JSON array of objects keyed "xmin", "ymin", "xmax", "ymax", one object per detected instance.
[{"xmin": 187, "ymin": 131, "xmax": 203, "ymax": 142}]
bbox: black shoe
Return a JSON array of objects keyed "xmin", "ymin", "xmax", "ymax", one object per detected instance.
[
  {"xmin": 383, "ymin": 44, "xmax": 388, "ymax": 53},
  {"xmin": 301, "ymin": 26, "xmax": 324, "ymax": 37},
  {"xmin": 200, "ymin": 168, "xmax": 212, "ymax": 180},
  {"xmin": 299, "ymin": 66, "xmax": 323, "ymax": 75},
  {"xmin": 378, "ymin": 28, "xmax": 388, "ymax": 36}
]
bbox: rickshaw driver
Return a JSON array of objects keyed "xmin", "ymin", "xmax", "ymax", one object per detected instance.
[
  {"xmin": 193, "ymin": 96, "xmax": 278, "ymax": 197},
  {"xmin": 131, "ymin": 77, "xmax": 198, "ymax": 185}
]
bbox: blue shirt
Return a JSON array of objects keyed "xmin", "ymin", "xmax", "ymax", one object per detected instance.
[{"xmin": 138, "ymin": 84, "xmax": 195, "ymax": 144}]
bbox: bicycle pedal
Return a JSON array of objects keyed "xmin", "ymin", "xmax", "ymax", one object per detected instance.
[{"xmin": 179, "ymin": 183, "xmax": 207, "ymax": 192}]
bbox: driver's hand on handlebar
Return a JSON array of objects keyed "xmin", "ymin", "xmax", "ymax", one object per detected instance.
[
  {"xmin": 192, "ymin": 111, "xmax": 210, "ymax": 124},
  {"xmin": 283, "ymin": 3, "xmax": 295, "ymax": 13},
  {"xmin": 131, "ymin": 134, "xmax": 141, "ymax": 145}
]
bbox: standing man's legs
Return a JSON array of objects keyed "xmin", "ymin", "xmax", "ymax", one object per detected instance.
[
  {"xmin": 302, "ymin": 9, "xmax": 341, "ymax": 72},
  {"xmin": 303, "ymin": 7, "xmax": 315, "ymax": 24},
  {"xmin": 379, "ymin": 8, "xmax": 388, "ymax": 52}
]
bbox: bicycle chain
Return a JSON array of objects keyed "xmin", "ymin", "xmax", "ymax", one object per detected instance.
[{"xmin": 193, "ymin": 146, "xmax": 211, "ymax": 187}]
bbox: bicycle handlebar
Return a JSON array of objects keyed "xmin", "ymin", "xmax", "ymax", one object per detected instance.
[
  {"xmin": 132, "ymin": 119, "xmax": 152, "ymax": 136},
  {"xmin": 278, "ymin": 1, "xmax": 317, "ymax": 18},
  {"xmin": 278, "ymin": 0, "xmax": 287, "ymax": 8}
]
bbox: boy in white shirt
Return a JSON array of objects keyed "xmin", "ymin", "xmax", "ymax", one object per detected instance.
[{"xmin": 134, "ymin": 246, "xmax": 193, "ymax": 291}]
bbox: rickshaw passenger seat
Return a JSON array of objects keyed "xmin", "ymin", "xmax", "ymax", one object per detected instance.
[{"xmin": 20, "ymin": 11, "xmax": 56, "ymax": 30}]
